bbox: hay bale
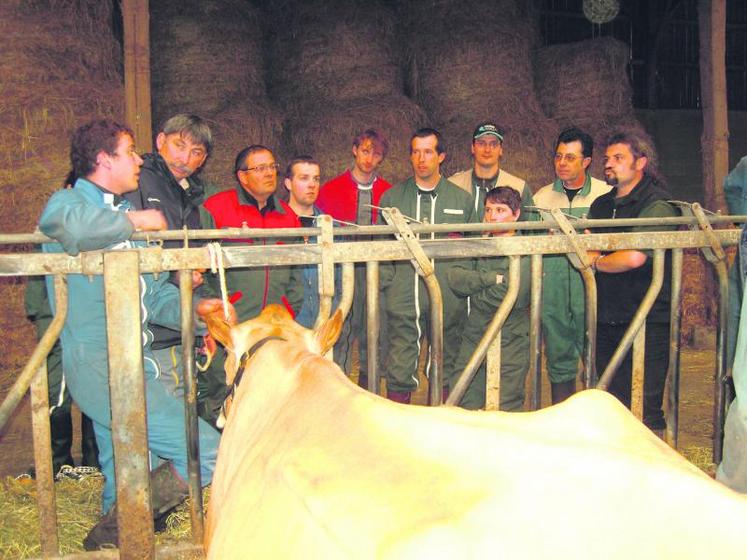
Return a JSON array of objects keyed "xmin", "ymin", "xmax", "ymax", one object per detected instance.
[
  {"xmin": 399, "ymin": 0, "xmax": 555, "ymax": 189},
  {"xmin": 534, "ymin": 37, "xmax": 635, "ymax": 127},
  {"xmin": 0, "ymin": 1, "xmax": 122, "ymax": 443},
  {"xmin": 268, "ymin": 0, "xmax": 401, "ymax": 107},
  {"xmin": 150, "ymin": 0, "xmax": 267, "ymax": 127},
  {"xmin": 199, "ymin": 100, "xmax": 284, "ymax": 195},
  {"xmin": 282, "ymin": 94, "xmax": 428, "ymax": 185}
]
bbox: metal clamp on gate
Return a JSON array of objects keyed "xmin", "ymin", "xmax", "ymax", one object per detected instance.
[
  {"xmin": 672, "ymin": 201, "xmax": 726, "ymax": 264},
  {"xmin": 381, "ymin": 207, "xmax": 434, "ymax": 278},
  {"xmin": 549, "ymin": 208, "xmax": 594, "ymax": 271}
]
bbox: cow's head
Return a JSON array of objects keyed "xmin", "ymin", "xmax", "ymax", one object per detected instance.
[{"xmin": 203, "ymin": 304, "xmax": 343, "ymax": 428}]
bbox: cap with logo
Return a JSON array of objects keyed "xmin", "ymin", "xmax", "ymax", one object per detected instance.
[{"xmin": 473, "ymin": 122, "xmax": 505, "ymax": 143}]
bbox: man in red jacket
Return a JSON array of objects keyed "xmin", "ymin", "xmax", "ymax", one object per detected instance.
[
  {"xmin": 316, "ymin": 129, "xmax": 391, "ymax": 389},
  {"xmin": 199, "ymin": 145, "xmax": 303, "ymax": 425}
]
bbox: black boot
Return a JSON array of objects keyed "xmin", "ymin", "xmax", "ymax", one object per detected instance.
[
  {"xmin": 150, "ymin": 462, "xmax": 189, "ymax": 531},
  {"xmin": 80, "ymin": 413, "xmax": 100, "ymax": 469},
  {"xmin": 83, "ymin": 462, "xmax": 189, "ymax": 550},
  {"xmin": 550, "ymin": 380, "xmax": 576, "ymax": 405},
  {"xmin": 83, "ymin": 504, "xmax": 118, "ymax": 551},
  {"xmin": 49, "ymin": 407, "xmax": 74, "ymax": 475}
]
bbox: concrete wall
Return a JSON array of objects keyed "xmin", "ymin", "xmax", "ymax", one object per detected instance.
[{"xmin": 636, "ymin": 109, "xmax": 747, "ymax": 208}]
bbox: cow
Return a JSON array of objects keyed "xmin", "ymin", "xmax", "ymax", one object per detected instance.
[{"xmin": 202, "ymin": 304, "xmax": 747, "ymax": 559}]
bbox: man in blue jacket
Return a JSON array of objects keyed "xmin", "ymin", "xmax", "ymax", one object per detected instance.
[{"xmin": 39, "ymin": 119, "xmax": 225, "ymax": 550}]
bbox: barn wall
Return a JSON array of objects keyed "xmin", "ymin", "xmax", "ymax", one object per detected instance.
[{"xmin": 636, "ymin": 109, "xmax": 747, "ymax": 206}]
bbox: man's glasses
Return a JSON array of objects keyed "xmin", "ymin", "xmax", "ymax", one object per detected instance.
[
  {"xmin": 241, "ymin": 162, "xmax": 280, "ymax": 174},
  {"xmin": 554, "ymin": 154, "xmax": 583, "ymax": 163}
]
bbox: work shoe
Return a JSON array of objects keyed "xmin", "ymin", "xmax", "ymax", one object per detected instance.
[
  {"xmin": 550, "ymin": 380, "xmax": 576, "ymax": 404},
  {"xmin": 83, "ymin": 505, "xmax": 118, "ymax": 551},
  {"xmin": 82, "ymin": 462, "xmax": 189, "ymax": 550},
  {"xmin": 387, "ymin": 390, "xmax": 411, "ymax": 404}
]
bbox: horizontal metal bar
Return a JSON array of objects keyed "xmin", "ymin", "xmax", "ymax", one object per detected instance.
[
  {"xmin": 7, "ymin": 214, "xmax": 747, "ymax": 245},
  {"xmin": 1, "ymin": 229, "xmax": 739, "ymax": 277}
]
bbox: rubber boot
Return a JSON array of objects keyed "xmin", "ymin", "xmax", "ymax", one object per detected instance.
[
  {"xmin": 150, "ymin": 462, "xmax": 189, "ymax": 531},
  {"xmin": 80, "ymin": 413, "xmax": 101, "ymax": 469},
  {"xmin": 387, "ymin": 390, "xmax": 411, "ymax": 404},
  {"xmin": 83, "ymin": 462, "xmax": 189, "ymax": 550},
  {"xmin": 49, "ymin": 407, "xmax": 75, "ymax": 475},
  {"xmin": 550, "ymin": 380, "xmax": 576, "ymax": 405}
]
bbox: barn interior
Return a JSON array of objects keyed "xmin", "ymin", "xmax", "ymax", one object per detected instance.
[{"xmin": 0, "ymin": 0, "xmax": 745, "ymax": 556}]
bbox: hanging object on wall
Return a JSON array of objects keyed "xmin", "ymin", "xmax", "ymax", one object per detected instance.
[{"xmin": 582, "ymin": 0, "xmax": 620, "ymax": 24}]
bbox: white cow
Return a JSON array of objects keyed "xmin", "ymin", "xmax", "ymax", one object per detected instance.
[{"xmin": 204, "ymin": 304, "xmax": 747, "ymax": 559}]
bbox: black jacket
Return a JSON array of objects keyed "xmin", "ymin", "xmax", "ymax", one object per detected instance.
[
  {"xmin": 125, "ymin": 153, "xmax": 207, "ymax": 349},
  {"xmin": 589, "ymin": 174, "xmax": 676, "ymax": 324}
]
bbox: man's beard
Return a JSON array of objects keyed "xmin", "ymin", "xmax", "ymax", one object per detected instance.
[{"xmin": 605, "ymin": 172, "xmax": 619, "ymax": 186}]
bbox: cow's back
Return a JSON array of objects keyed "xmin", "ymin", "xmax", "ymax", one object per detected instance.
[{"xmin": 206, "ymin": 347, "xmax": 747, "ymax": 559}]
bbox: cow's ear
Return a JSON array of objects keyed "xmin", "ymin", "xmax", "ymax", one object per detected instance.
[
  {"xmin": 315, "ymin": 309, "xmax": 343, "ymax": 355},
  {"xmin": 205, "ymin": 314, "xmax": 234, "ymax": 351}
]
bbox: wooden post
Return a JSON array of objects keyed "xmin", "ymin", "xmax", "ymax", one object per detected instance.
[
  {"xmin": 698, "ymin": 0, "xmax": 729, "ymax": 214},
  {"xmin": 122, "ymin": 0, "xmax": 153, "ymax": 153}
]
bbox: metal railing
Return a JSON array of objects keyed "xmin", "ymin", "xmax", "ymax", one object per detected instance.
[{"xmin": 1, "ymin": 209, "xmax": 743, "ymax": 559}]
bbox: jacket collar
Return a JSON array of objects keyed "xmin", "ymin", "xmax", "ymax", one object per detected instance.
[
  {"xmin": 143, "ymin": 152, "xmax": 206, "ymax": 206},
  {"xmin": 552, "ymin": 173, "xmax": 592, "ymax": 196},
  {"xmin": 76, "ymin": 177, "xmax": 130, "ymax": 209},
  {"xmin": 235, "ymin": 184, "xmax": 285, "ymax": 214}
]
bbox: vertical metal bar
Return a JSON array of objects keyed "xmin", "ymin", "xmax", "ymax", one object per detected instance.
[
  {"xmin": 666, "ymin": 249, "xmax": 683, "ymax": 447},
  {"xmin": 424, "ymin": 275, "xmax": 444, "ymax": 406},
  {"xmin": 30, "ymin": 360, "xmax": 59, "ymax": 557},
  {"xmin": 447, "ymin": 256, "xmax": 521, "ymax": 406},
  {"xmin": 581, "ymin": 266, "xmax": 598, "ymax": 388},
  {"xmin": 631, "ymin": 322, "xmax": 646, "ymax": 421},
  {"xmin": 337, "ymin": 262, "xmax": 355, "ymax": 321},
  {"xmin": 366, "ymin": 261, "xmax": 381, "ymax": 395},
  {"xmin": 713, "ymin": 259, "xmax": 730, "ymax": 463},
  {"xmin": 528, "ymin": 254, "xmax": 543, "ymax": 410},
  {"xmin": 597, "ymin": 250, "xmax": 665, "ymax": 391},
  {"xmin": 314, "ymin": 215, "xmax": 335, "ymax": 328},
  {"xmin": 104, "ymin": 251, "xmax": 154, "ymax": 559},
  {"xmin": 178, "ymin": 269, "xmax": 203, "ymax": 544},
  {"xmin": 484, "ymin": 331, "xmax": 502, "ymax": 411}
]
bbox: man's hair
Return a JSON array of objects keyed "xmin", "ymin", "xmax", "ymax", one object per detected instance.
[
  {"xmin": 485, "ymin": 186, "xmax": 521, "ymax": 214},
  {"xmin": 556, "ymin": 127, "xmax": 593, "ymax": 159},
  {"xmin": 605, "ymin": 129, "xmax": 659, "ymax": 177},
  {"xmin": 353, "ymin": 128, "xmax": 389, "ymax": 158},
  {"xmin": 410, "ymin": 127, "xmax": 445, "ymax": 155},
  {"xmin": 70, "ymin": 119, "xmax": 134, "ymax": 179},
  {"xmin": 160, "ymin": 114, "xmax": 213, "ymax": 154},
  {"xmin": 234, "ymin": 144, "xmax": 274, "ymax": 175},
  {"xmin": 285, "ymin": 155, "xmax": 319, "ymax": 179}
]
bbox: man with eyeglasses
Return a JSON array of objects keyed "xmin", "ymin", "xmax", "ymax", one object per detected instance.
[
  {"xmin": 316, "ymin": 129, "xmax": 392, "ymax": 389},
  {"xmin": 200, "ymin": 145, "xmax": 304, "ymax": 423},
  {"xmin": 587, "ymin": 129, "xmax": 677, "ymax": 434},
  {"xmin": 534, "ymin": 127, "xmax": 611, "ymax": 404},
  {"xmin": 125, "ymin": 114, "xmax": 212, "ymax": 400},
  {"xmin": 449, "ymin": 121, "xmax": 534, "ymax": 220}
]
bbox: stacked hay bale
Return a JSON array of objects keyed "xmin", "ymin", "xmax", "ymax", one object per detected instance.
[
  {"xmin": 269, "ymin": 0, "xmax": 428, "ymax": 185},
  {"xmin": 399, "ymin": 0, "xmax": 556, "ymax": 188},
  {"xmin": 151, "ymin": 0, "xmax": 282, "ymax": 192},
  {"xmin": 0, "ymin": 0, "xmax": 122, "ymax": 474},
  {"xmin": 533, "ymin": 37, "xmax": 648, "ymax": 179}
]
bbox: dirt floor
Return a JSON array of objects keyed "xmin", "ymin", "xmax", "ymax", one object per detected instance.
[{"xmin": 0, "ymin": 343, "xmax": 719, "ymax": 478}]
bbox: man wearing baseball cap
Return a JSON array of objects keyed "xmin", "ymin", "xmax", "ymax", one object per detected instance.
[{"xmin": 449, "ymin": 121, "xmax": 534, "ymax": 220}]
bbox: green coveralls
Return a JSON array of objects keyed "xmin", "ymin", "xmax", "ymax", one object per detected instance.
[
  {"xmin": 379, "ymin": 177, "xmax": 477, "ymax": 393},
  {"xmin": 532, "ymin": 176, "xmax": 611, "ymax": 384},
  {"xmin": 447, "ymin": 248, "xmax": 530, "ymax": 411}
]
